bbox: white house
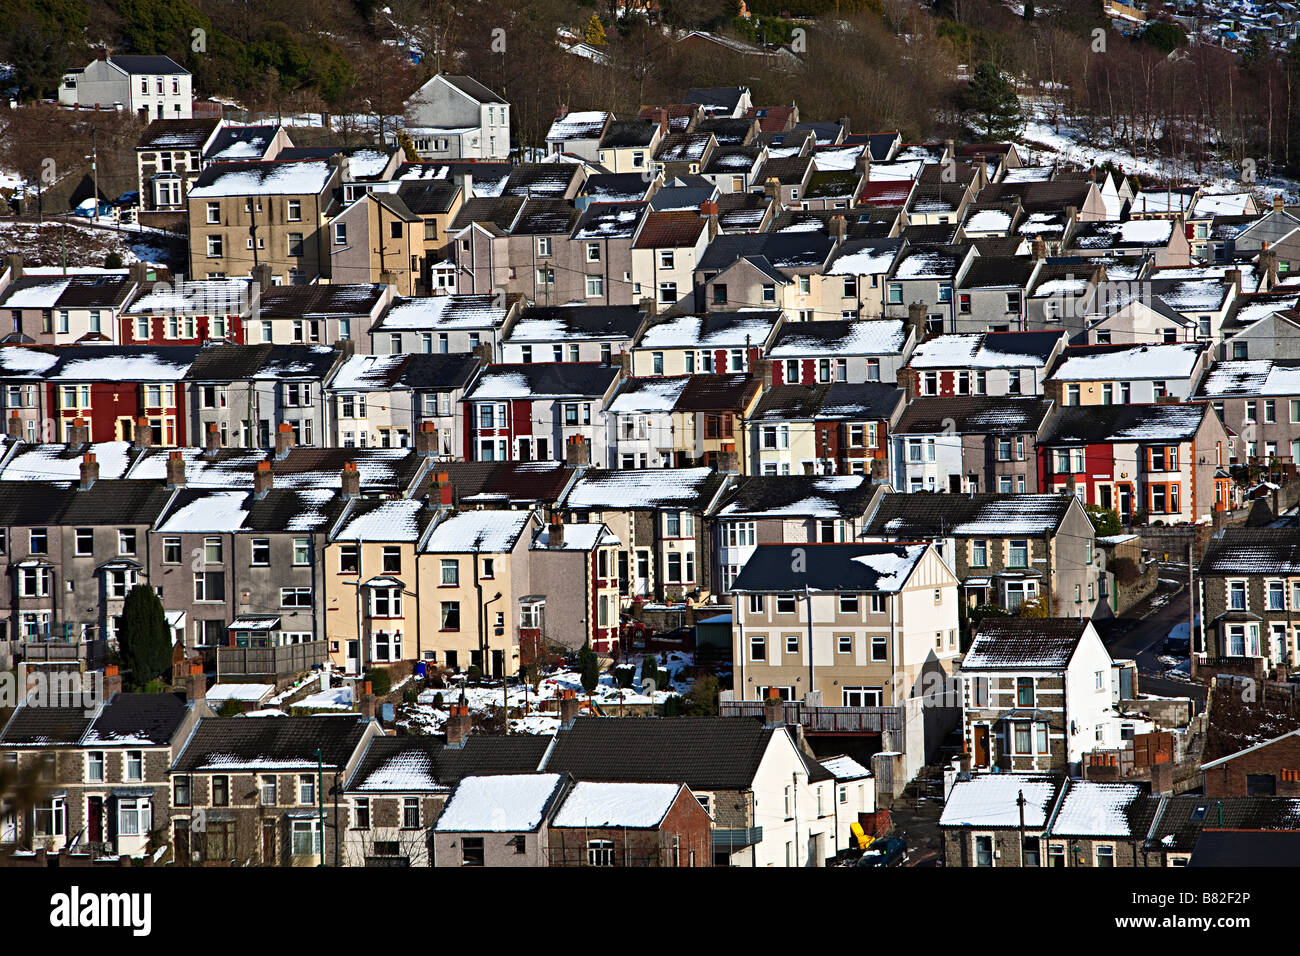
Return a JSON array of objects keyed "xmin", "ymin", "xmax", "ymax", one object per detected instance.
[
  {"xmin": 60, "ymin": 55, "xmax": 192, "ymax": 120},
  {"xmin": 400, "ymin": 74, "xmax": 510, "ymax": 161}
]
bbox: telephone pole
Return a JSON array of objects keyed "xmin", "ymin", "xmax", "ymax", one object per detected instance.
[{"xmin": 91, "ymin": 128, "xmax": 99, "ymax": 220}]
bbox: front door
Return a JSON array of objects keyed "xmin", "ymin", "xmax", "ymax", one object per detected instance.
[
  {"xmin": 1118, "ymin": 484, "xmax": 1133, "ymax": 521},
  {"xmin": 262, "ymin": 820, "xmax": 277, "ymax": 864},
  {"xmin": 973, "ymin": 725, "xmax": 990, "ymax": 767},
  {"xmin": 87, "ymin": 796, "xmax": 103, "ymax": 844},
  {"xmin": 346, "ymin": 640, "xmax": 360, "ymax": 674},
  {"xmin": 1099, "ymin": 484, "xmax": 1112, "ymax": 510},
  {"xmin": 174, "ymin": 822, "xmax": 189, "ymax": 865}
]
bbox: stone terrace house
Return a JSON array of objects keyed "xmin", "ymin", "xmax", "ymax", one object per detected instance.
[
  {"xmin": 168, "ymin": 714, "xmax": 381, "ymax": 865},
  {"xmin": 539, "ymin": 712, "xmax": 836, "ymax": 867},
  {"xmin": 1046, "ymin": 342, "xmax": 1211, "ymax": 408},
  {"xmin": 746, "ymin": 382, "xmax": 905, "ymax": 478},
  {"xmin": 958, "ymin": 618, "xmax": 1117, "ymax": 773},
  {"xmin": 557, "ymin": 467, "xmax": 730, "ymax": 604},
  {"xmin": 0, "ymin": 476, "xmax": 175, "ymax": 657},
  {"xmin": 764, "ymin": 318, "xmax": 913, "ymax": 387},
  {"xmin": 187, "ymin": 160, "xmax": 342, "ymax": 285},
  {"xmin": 0, "ymin": 271, "xmax": 144, "ymax": 346},
  {"xmin": 710, "ymin": 474, "xmax": 886, "ymax": 595},
  {"xmin": 901, "ymin": 330, "xmax": 1067, "ymax": 399},
  {"xmin": 941, "ymin": 774, "xmax": 1172, "ymax": 867},
  {"xmin": 1198, "ymin": 359, "xmax": 1300, "ymax": 465},
  {"xmin": 460, "ymin": 363, "xmax": 621, "ymax": 465},
  {"xmin": 1197, "ymin": 528, "xmax": 1300, "ymax": 674},
  {"xmin": 1037, "ymin": 402, "xmax": 1233, "ymax": 525},
  {"xmin": 890, "ymin": 396, "xmax": 1052, "ymax": 495},
  {"xmin": 500, "ymin": 304, "xmax": 648, "ymax": 365},
  {"xmin": 134, "ymin": 118, "xmax": 221, "ymax": 215},
  {"xmin": 0, "ymin": 689, "xmax": 208, "ymax": 858},
  {"xmin": 729, "ymin": 542, "xmax": 960, "ymax": 781},
  {"xmin": 863, "ymin": 492, "xmax": 1107, "ymax": 617}
]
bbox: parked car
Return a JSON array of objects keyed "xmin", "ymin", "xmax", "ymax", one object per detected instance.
[{"xmin": 856, "ymin": 836, "xmax": 907, "ymax": 867}]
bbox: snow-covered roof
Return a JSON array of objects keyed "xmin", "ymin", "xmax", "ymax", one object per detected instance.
[
  {"xmin": 849, "ymin": 546, "xmax": 925, "ymax": 590},
  {"xmin": 768, "ymin": 319, "xmax": 907, "ymax": 357},
  {"xmin": 434, "ymin": 773, "xmax": 565, "ymax": 831},
  {"xmin": 608, "ymin": 376, "xmax": 689, "ymax": 414},
  {"xmin": 1201, "ymin": 360, "xmax": 1300, "ymax": 397},
  {"xmin": 1050, "ymin": 781, "xmax": 1146, "ymax": 837},
  {"xmin": 820, "ymin": 754, "xmax": 871, "ymax": 780},
  {"xmin": 908, "ymin": 332, "xmax": 1056, "ymax": 369},
  {"xmin": 189, "ymin": 160, "xmax": 334, "ymax": 198},
  {"xmin": 563, "ymin": 467, "xmax": 719, "ymax": 510},
  {"xmin": 0, "ymin": 441, "xmax": 133, "ymax": 483},
  {"xmin": 204, "ymin": 683, "xmax": 275, "ymax": 704},
  {"xmin": 547, "ymin": 111, "xmax": 608, "ymax": 142},
  {"xmin": 552, "ymin": 781, "xmax": 682, "ymax": 828},
  {"xmin": 334, "ymin": 498, "xmax": 424, "ymax": 542},
  {"xmin": 1051, "ymin": 343, "xmax": 1204, "ymax": 381},
  {"xmin": 155, "ymin": 490, "xmax": 250, "ymax": 532},
  {"xmin": 330, "ymin": 354, "xmax": 408, "ymax": 391},
  {"xmin": 531, "ymin": 522, "xmax": 619, "ymax": 551},
  {"xmin": 939, "ymin": 773, "xmax": 1060, "ymax": 828},
  {"xmin": 423, "ymin": 509, "xmax": 532, "ymax": 554},
  {"xmin": 379, "ymin": 295, "xmax": 507, "ymax": 330},
  {"xmin": 637, "ymin": 313, "xmax": 775, "ymax": 350}
]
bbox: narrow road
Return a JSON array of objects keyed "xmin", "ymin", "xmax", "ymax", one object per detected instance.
[{"xmin": 1097, "ymin": 578, "xmax": 1207, "ymax": 710}]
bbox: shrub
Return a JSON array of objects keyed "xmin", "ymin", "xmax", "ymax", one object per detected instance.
[
  {"xmin": 466, "ymin": 665, "xmax": 482, "ymax": 683},
  {"xmin": 217, "ymin": 698, "xmax": 243, "ymax": 717},
  {"xmin": 104, "ymin": 252, "xmax": 124, "ymax": 269},
  {"xmin": 365, "ymin": 668, "xmax": 392, "ymax": 697}
]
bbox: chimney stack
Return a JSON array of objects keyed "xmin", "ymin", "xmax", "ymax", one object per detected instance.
[
  {"xmin": 67, "ymin": 417, "xmax": 90, "ymax": 450},
  {"xmin": 133, "ymin": 416, "xmax": 152, "ymax": 449},
  {"xmin": 699, "ymin": 199, "xmax": 719, "ymax": 241},
  {"xmin": 639, "ymin": 296, "xmax": 657, "ymax": 318},
  {"xmin": 358, "ymin": 680, "xmax": 378, "ymax": 720},
  {"xmin": 103, "ymin": 665, "xmax": 123, "ymax": 700},
  {"xmin": 184, "ymin": 663, "xmax": 206, "ymax": 701},
  {"xmin": 763, "ymin": 177, "xmax": 780, "ymax": 201},
  {"xmin": 274, "ymin": 422, "xmax": 293, "ymax": 459},
  {"xmin": 3, "ymin": 253, "xmax": 21, "ymax": 281},
  {"xmin": 430, "ymin": 470, "xmax": 455, "ymax": 509},
  {"xmin": 251, "ymin": 263, "xmax": 273, "ymax": 292},
  {"xmin": 414, "ymin": 420, "xmax": 437, "ymax": 457},
  {"xmin": 79, "ymin": 452, "xmax": 99, "ymax": 491},
  {"xmin": 1275, "ymin": 194, "xmax": 1286, "ymax": 213},
  {"xmin": 756, "ymin": 357, "xmax": 774, "ymax": 390},
  {"xmin": 854, "ymin": 149, "xmax": 870, "ymax": 180},
  {"xmin": 1226, "ymin": 268, "xmax": 1242, "ymax": 295},
  {"xmin": 829, "ymin": 214, "xmax": 847, "ymax": 241},
  {"xmin": 166, "ymin": 449, "xmax": 186, "ymax": 488},
  {"xmin": 548, "ymin": 513, "xmax": 565, "ymax": 549},
  {"xmin": 907, "ymin": 301, "xmax": 928, "ymax": 341},
  {"xmin": 6, "ymin": 414, "xmax": 21, "ymax": 440},
  {"xmin": 1032, "ymin": 235, "xmax": 1047, "ymax": 260},
  {"xmin": 564, "ymin": 435, "xmax": 591, "ymax": 466},
  {"xmin": 341, "ymin": 460, "xmax": 360, "ymax": 498},
  {"xmin": 205, "ymin": 422, "xmax": 221, "ymax": 454},
  {"xmin": 253, "ymin": 460, "xmax": 273, "ymax": 498},
  {"xmin": 762, "ymin": 686, "xmax": 785, "ymax": 728},
  {"xmin": 558, "ymin": 688, "xmax": 582, "ymax": 727},
  {"xmin": 445, "ymin": 700, "xmax": 473, "ymax": 746}
]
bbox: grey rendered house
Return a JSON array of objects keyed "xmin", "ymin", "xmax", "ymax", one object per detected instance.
[
  {"xmin": 1198, "ymin": 359, "xmax": 1300, "ymax": 464},
  {"xmin": 400, "ymin": 74, "xmax": 510, "ymax": 161},
  {"xmin": 862, "ymin": 492, "xmax": 1108, "ymax": 617},
  {"xmin": 184, "ymin": 343, "xmax": 341, "ymax": 450},
  {"xmin": 952, "ymin": 256, "xmax": 1043, "ymax": 333},
  {"xmin": 150, "ymin": 477, "xmax": 346, "ymax": 664},
  {"xmin": 500, "ymin": 305, "xmax": 648, "ymax": 364},
  {"xmin": 884, "ymin": 243, "xmax": 976, "ymax": 334},
  {"xmin": 369, "ymin": 294, "xmax": 516, "ymax": 358},
  {"xmin": 764, "ymin": 318, "xmax": 913, "ymax": 386},
  {"xmin": 902, "ymin": 330, "xmax": 1067, "ymax": 399}
]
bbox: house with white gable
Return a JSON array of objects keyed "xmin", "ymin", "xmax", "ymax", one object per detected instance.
[
  {"xmin": 958, "ymin": 618, "xmax": 1121, "ymax": 774},
  {"xmin": 902, "ymin": 330, "xmax": 1067, "ymax": 399},
  {"xmin": 400, "ymin": 75, "xmax": 510, "ymax": 161},
  {"xmin": 59, "ymin": 55, "xmax": 192, "ymax": 120}
]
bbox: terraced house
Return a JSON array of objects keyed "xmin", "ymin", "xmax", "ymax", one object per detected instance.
[
  {"xmin": 729, "ymin": 542, "xmax": 960, "ymax": 780},
  {"xmin": 863, "ymin": 492, "xmax": 1107, "ymax": 617},
  {"xmin": 1198, "ymin": 528, "xmax": 1300, "ymax": 675}
]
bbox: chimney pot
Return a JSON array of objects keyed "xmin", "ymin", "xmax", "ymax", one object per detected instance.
[
  {"xmin": 79, "ymin": 452, "xmax": 99, "ymax": 491},
  {"xmin": 341, "ymin": 460, "xmax": 360, "ymax": 497},
  {"xmin": 166, "ymin": 449, "xmax": 186, "ymax": 488},
  {"xmin": 274, "ymin": 422, "xmax": 294, "ymax": 459},
  {"xmin": 254, "ymin": 459, "xmax": 273, "ymax": 497}
]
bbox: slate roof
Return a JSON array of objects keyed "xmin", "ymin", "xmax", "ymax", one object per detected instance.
[
  {"xmin": 462, "ymin": 362, "xmax": 619, "ymax": 401},
  {"xmin": 730, "ymin": 542, "xmax": 928, "ymax": 593},
  {"xmin": 186, "ymin": 344, "xmax": 338, "ymax": 381},
  {"xmin": 84, "ymin": 692, "xmax": 190, "ymax": 746},
  {"xmin": 961, "ymin": 618, "xmax": 1091, "ymax": 671},
  {"xmin": 749, "ymin": 382, "xmax": 904, "ymax": 421},
  {"xmin": 0, "ymin": 479, "xmax": 173, "ymax": 524},
  {"xmin": 1189, "ymin": 829, "xmax": 1300, "ymax": 866},
  {"xmin": 109, "ymin": 55, "xmax": 187, "ymax": 75},
  {"xmin": 766, "ymin": 319, "xmax": 907, "ymax": 356},
  {"xmin": 866, "ymin": 493, "xmax": 1073, "ymax": 539},
  {"xmin": 1200, "ymin": 528, "xmax": 1300, "ymax": 576},
  {"xmin": 0, "ymin": 705, "xmax": 96, "ymax": 746},
  {"xmin": 0, "ymin": 274, "xmax": 136, "ymax": 311},
  {"xmin": 137, "ymin": 118, "xmax": 219, "ymax": 150},
  {"xmin": 256, "ymin": 284, "xmax": 387, "ymax": 317},
  {"xmin": 1049, "ymin": 781, "xmax": 1157, "ymax": 838},
  {"xmin": 696, "ymin": 232, "xmax": 835, "ymax": 272},
  {"xmin": 507, "ymin": 305, "xmax": 644, "ymax": 342},
  {"xmin": 1039, "ymin": 403, "xmax": 1207, "ymax": 445},
  {"xmin": 957, "ymin": 256, "xmax": 1038, "ymax": 290},
  {"xmin": 561, "ymin": 467, "xmax": 726, "ymax": 512},
  {"xmin": 540, "ymin": 716, "xmax": 820, "ymax": 790},
  {"xmin": 428, "ymin": 461, "xmax": 575, "ymax": 507},
  {"xmin": 714, "ymin": 474, "xmax": 878, "ymax": 519},
  {"xmin": 671, "ymin": 373, "xmax": 759, "ymax": 412},
  {"xmin": 440, "ymin": 75, "xmax": 507, "ymax": 104},
  {"xmin": 171, "ymin": 716, "xmax": 373, "ymax": 771},
  {"xmin": 1152, "ymin": 796, "xmax": 1300, "ymax": 852},
  {"xmin": 894, "ymin": 397, "xmax": 1052, "ymax": 435}
]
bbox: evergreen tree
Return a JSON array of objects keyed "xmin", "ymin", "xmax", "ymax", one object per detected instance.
[
  {"xmin": 957, "ymin": 62, "xmax": 1022, "ymax": 141},
  {"xmin": 579, "ymin": 642, "xmax": 600, "ymax": 696},
  {"xmin": 1023, "ymin": 0, "xmax": 1034, "ymax": 20},
  {"xmin": 119, "ymin": 584, "xmax": 171, "ymax": 689}
]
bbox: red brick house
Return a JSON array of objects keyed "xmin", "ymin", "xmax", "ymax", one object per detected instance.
[{"xmin": 1203, "ymin": 729, "xmax": 1300, "ymax": 797}]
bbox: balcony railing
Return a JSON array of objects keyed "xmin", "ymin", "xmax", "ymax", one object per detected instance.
[{"xmin": 720, "ymin": 700, "xmax": 902, "ymax": 733}]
